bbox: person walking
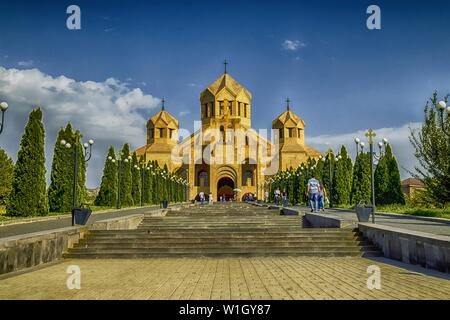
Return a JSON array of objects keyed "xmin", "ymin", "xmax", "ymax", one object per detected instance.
[
  {"xmin": 282, "ymin": 192, "xmax": 288, "ymax": 207},
  {"xmin": 264, "ymin": 191, "xmax": 269, "ymax": 203},
  {"xmin": 209, "ymin": 192, "xmax": 213, "ymax": 205},
  {"xmin": 274, "ymin": 188, "xmax": 281, "ymax": 205},
  {"xmin": 199, "ymin": 191, "xmax": 205, "ymax": 205},
  {"xmin": 307, "ymin": 177, "xmax": 320, "ymax": 212},
  {"xmin": 318, "ymin": 184, "xmax": 326, "ymax": 212}
]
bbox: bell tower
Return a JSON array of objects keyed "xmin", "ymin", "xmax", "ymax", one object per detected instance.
[
  {"xmin": 144, "ymin": 99, "xmax": 179, "ymax": 170},
  {"xmin": 199, "ymin": 61, "xmax": 252, "ymax": 130},
  {"xmin": 272, "ymin": 99, "xmax": 319, "ymax": 170}
]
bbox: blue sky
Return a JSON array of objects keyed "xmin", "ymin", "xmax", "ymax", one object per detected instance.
[{"xmin": 1, "ymin": 0, "xmax": 449, "ymax": 187}]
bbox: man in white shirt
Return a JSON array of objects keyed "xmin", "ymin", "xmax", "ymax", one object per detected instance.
[{"xmin": 307, "ymin": 177, "xmax": 320, "ymax": 212}]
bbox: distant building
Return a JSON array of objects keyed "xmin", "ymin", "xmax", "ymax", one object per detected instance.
[{"xmin": 401, "ymin": 178, "xmax": 425, "ymax": 198}]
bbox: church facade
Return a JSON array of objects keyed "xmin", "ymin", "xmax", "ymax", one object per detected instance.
[{"xmin": 136, "ymin": 71, "xmax": 320, "ymax": 201}]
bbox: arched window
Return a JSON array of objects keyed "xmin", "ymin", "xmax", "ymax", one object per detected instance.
[
  {"xmin": 197, "ymin": 171, "xmax": 209, "ymax": 187},
  {"xmin": 242, "ymin": 170, "xmax": 254, "ymax": 186}
]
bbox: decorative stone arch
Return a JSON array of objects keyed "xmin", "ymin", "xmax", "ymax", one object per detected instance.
[{"xmin": 216, "ymin": 166, "xmax": 238, "ymax": 201}]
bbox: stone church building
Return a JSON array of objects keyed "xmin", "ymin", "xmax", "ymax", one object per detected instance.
[{"xmin": 136, "ymin": 70, "xmax": 320, "ymax": 201}]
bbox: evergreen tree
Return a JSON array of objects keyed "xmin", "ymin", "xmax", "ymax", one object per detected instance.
[
  {"xmin": 350, "ymin": 152, "xmax": 371, "ymax": 205},
  {"xmin": 385, "ymin": 144, "xmax": 406, "ymax": 205},
  {"xmin": 161, "ymin": 164, "xmax": 169, "ymax": 201},
  {"xmin": 409, "ymin": 92, "xmax": 450, "ymax": 206},
  {"xmin": 120, "ymin": 144, "xmax": 133, "ymax": 207},
  {"xmin": 0, "ymin": 147, "xmax": 14, "ymax": 205},
  {"xmin": 374, "ymin": 151, "xmax": 389, "ymax": 205},
  {"xmin": 131, "ymin": 152, "xmax": 141, "ymax": 205},
  {"xmin": 333, "ymin": 145, "xmax": 353, "ymax": 205},
  {"xmin": 321, "ymin": 150, "xmax": 335, "ymax": 197},
  {"xmin": 95, "ymin": 146, "xmax": 118, "ymax": 207},
  {"xmin": 48, "ymin": 124, "xmax": 74, "ymax": 212},
  {"xmin": 142, "ymin": 158, "xmax": 152, "ymax": 205},
  {"xmin": 7, "ymin": 108, "xmax": 48, "ymax": 216},
  {"xmin": 75, "ymin": 130, "xmax": 87, "ymax": 207}
]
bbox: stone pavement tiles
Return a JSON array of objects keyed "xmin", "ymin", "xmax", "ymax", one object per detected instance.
[{"xmin": 0, "ymin": 257, "xmax": 449, "ymax": 300}]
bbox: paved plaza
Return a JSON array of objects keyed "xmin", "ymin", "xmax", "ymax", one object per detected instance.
[{"xmin": 1, "ymin": 257, "xmax": 449, "ymax": 300}]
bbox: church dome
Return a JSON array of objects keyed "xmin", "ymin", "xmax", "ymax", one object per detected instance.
[
  {"xmin": 272, "ymin": 99, "xmax": 305, "ymax": 128},
  {"xmin": 201, "ymin": 73, "xmax": 252, "ymax": 100}
]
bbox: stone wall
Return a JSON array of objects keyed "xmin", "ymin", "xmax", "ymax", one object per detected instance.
[
  {"xmin": 359, "ymin": 223, "xmax": 450, "ymax": 273},
  {"xmin": 0, "ymin": 226, "xmax": 85, "ymax": 275},
  {"xmin": 0, "ymin": 212, "xmax": 154, "ymax": 275}
]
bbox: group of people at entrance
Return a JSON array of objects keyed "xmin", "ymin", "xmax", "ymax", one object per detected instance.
[
  {"xmin": 198, "ymin": 191, "xmax": 233, "ymax": 205},
  {"xmin": 272, "ymin": 177, "xmax": 328, "ymax": 212}
]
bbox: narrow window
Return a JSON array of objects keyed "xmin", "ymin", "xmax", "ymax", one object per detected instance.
[
  {"xmin": 228, "ymin": 101, "xmax": 233, "ymax": 115},
  {"xmin": 159, "ymin": 128, "xmax": 164, "ymax": 138},
  {"xmin": 219, "ymin": 101, "xmax": 224, "ymax": 115}
]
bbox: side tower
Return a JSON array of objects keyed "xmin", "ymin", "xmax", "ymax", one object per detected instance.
[
  {"xmin": 272, "ymin": 99, "xmax": 321, "ymax": 171},
  {"xmin": 140, "ymin": 100, "xmax": 179, "ymax": 171}
]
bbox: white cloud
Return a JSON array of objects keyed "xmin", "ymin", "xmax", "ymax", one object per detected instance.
[
  {"xmin": 179, "ymin": 110, "xmax": 190, "ymax": 117},
  {"xmin": 0, "ymin": 66, "xmax": 160, "ymax": 187},
  {"xmin": 282, "ymin": 40, "xmax": 306, "ymax": 51},
  {"xmin": 306, "ymin": 123, "xmax": 422, "ymax": 179},
  {"xmin": 17, "ymin": 60, "xmax": 34, "ymax": 67}
]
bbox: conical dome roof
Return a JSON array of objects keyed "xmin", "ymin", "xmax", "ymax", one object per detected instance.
[
  {"xmin": 272, "ymin": 108, "xmax": 304, "ymax": 127},
  {"xmin": 201, "ymin": 73, "xmax": 252, "ymax": 99},
  {"xmin": 148, "ymin": 108, "xmax": 178, "ymax": 127}
]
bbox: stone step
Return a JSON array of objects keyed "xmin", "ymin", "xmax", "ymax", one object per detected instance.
[
  {"xmin": 73, "ymin": 241, "xmax": 372, "ymax": 249},
  {"xmin": 64, "ymin": 251, "xmax": 382, "ymax": 259},
  {"xmin": 67, "ymin": 245, "xmax": 378, "ymax": 254},
  {"xmin": 65, "ymin": 203, "xmax": 381, "ymax": 259}
]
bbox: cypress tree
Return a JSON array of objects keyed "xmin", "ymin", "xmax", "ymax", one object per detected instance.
[
  {"xmin": 95, "ymin": 146, "xmax": 118, "ymax": 207},
  {"xmin": 333, "ymin": 145, "xmax": 353, "ymax": 205},
  {"xmin": 142, "ymin": 158, "xmax": 152, "ymax": 205},
  {"xmin": 75, "ymin": 130, "xmax": 87, "ymax": 207},
  {"xmin": 0, "ymin": 147, "xmax": 14, "ymax": 206},
  {"xmin": 350, "ymin": 152, "xmax": 371, "ymax": 205},
  {"xmin": 321, "ymin": 150, "xmax": 335, "ymax": 197},
  {"xmin": 48, "ymin": 123, "xmax": 75, "ymax": 212},
  {"xmin": 162, "ymin": 164, "xmax": 169, "ymax": 201},
  {"xmin": 385, "ymin": 144, "xmax": 406, "ymax": 205},
  {"xmin": 131, "ymin": 152, "xmax": 141, "ymax": 205},
  {"xmin": 7, "ymin": 108, "xmax": 48, "ymax": 216},
  {"xmin": 120, "ymin": 144, "xmax": 133, "ymax": 207},
  {"xmin": 374, "ymin": 152, "xmax": 389, "ymax": 205}
]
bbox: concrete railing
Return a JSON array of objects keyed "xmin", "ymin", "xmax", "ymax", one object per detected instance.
[
  {"xmin": 304, "ymin": 212, "xmax": 357, "ymax": 229},
  {"xmin": 359, "ymin": 223, "xmax": 450, "ymax": 273}
]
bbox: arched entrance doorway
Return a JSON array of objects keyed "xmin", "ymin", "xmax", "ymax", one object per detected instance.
[{"xmin": 217, "ymin": 177, "xmax": 235, "ymax": 201}]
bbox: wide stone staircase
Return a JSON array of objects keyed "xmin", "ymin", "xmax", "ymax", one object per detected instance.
[{"xmin": 65, "ymin": 203, "xmax": 381, "ymax": 258}]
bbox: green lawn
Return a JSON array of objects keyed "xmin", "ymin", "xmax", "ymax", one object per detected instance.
[
  {"xmin": 333, "ymin": 203, "xmax": 450, "ymax": 220},
  {"xmin": 0, "ymin": 205, "xmax": 127, "ymax": 222},
  {"xmin": 376, "ymin": 204, "xmax": 450, "ymax": 219}
]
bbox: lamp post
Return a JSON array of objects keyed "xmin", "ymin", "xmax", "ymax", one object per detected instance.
[
  {"xmin": 135, "ymin": 162, "xmax": 150, "ymax": 206},
  {"xmin": 354, "ymin": 138, "xmax": 360, "ymax": 156},
  {"xmin": 185, "ymin": 168, "xmax": 189, "ymax": 203},
  {"xmin": 320, "ymin": 151, "xmax": 339, "ymax": 208},
  {"xmin": 436, "ymin": 100, "xmax": 450, "ymax": 137},
  {"xmin": 0, "ymin": 101, "xmax": 9, "ymax": 135},
  {"xmin": 354, "ymin": 130, "xmax": 387, "ymax": 223},
  {"xmin": 108, "ymin": 153, "xmax": 131, "ymax": 209},
  {"xmin": 60, "ymin": 137, "xmax": 94, "ymax": 226}
]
